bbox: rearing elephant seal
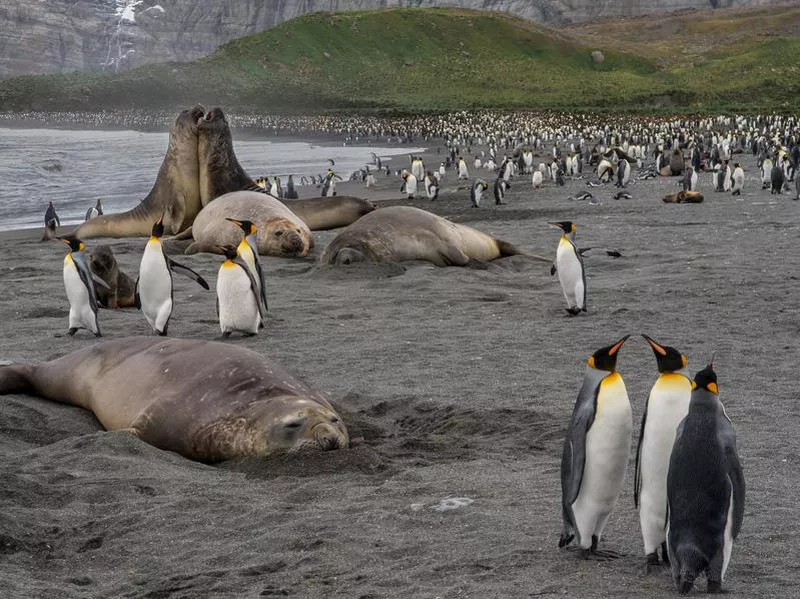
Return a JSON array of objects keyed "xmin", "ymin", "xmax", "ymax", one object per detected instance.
[
  {"xmin": 186, "ymin": 191, "xmax": 314, "ymax": 256},
  {"xmin": 0, "ymin": 337, "xmax": 349, "ymax": 463},
  {"xmin": 72, "ymin": 105, "xmax": 205, "ymax": 238},
  {"xmin": 282, "ymin": 196, "xmax": 375, "ymax": 230},
  {"xmin": 320, "ymin": 205, "xmax": 522, "ymax": 267},
  {"xmin": 197, "ymin": 107, "xmax": 260, "ymax": 206}
]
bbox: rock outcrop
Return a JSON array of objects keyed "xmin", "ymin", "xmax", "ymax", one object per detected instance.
[{"xmin": 0, "ymin": 0, "xmax": 777, "ymax": 78}]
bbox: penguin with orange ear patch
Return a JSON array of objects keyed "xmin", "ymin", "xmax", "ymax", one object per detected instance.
[{"xmin": 560, "ymin": 336, "xmax": 633, "ymax": 559}]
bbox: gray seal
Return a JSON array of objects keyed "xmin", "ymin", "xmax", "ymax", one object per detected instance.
[{"xmin": 0, "ymin": 337, "xmax": 349, "ymax": 463}]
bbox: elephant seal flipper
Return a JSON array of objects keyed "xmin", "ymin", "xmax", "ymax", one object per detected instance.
[
  {"xmin": 0, "ymin": 337, "xmax": 348, "ymax": 463},
  {"xmin": 71, "ymin": 106, "xmax": 205, "ymax": 239}
]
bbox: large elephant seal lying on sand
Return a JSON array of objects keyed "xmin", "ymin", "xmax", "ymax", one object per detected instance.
[
  {"xmin": 72, "ymin": 106, "xmax": 206, "ymax": 238},
  {"xmin": 282, "ymin": 196, "xmax": 375, "ymax": 230},
  {"xmin": 0, "ymin": 337, "xmax": 349, "ymax": 463},
  {"xmin": 186, "ymin": 191, "xmax": 314, "ymax": 256},
  {"xmin": 320, "ymin": 205, "xmax": 523, "ymax": 267},
  {"xmin": 663, "ymin": 191, "xmax": 704, "ymax": 204}
]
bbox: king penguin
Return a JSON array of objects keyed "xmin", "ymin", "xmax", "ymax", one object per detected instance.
[
  {"xmin": 60, "ymin": 237, "xmax": 108, "ymax": 337},
  {"xmin": 85, "ymin": 198, "xmax": 103, "ymax": 221},
  {"xmin": 216, "ymin": 245, "xmax": 262, "ymax": 337},
  {"xmin": 493, "ymin": 177, "xmax": 509, "ymax": 205},
  {"xmin": 549, "ymin": 221, "xmax": 586, "ymax": 315},
  {"xmin": 635, "ymin": 335, "xmax": 692, "ymax": 572},
  {"xmin": 731, "ymin": 163, "xmax": 744, "ymax": 196},
  {"xmin": 136, "ymin": 216, "xmax": 209, "ymax": 335},
  {"xmin": 666, "ymin": 362, "xmax": 745, "ymax": 594},
  {"xmin": 560, "ymin": 336, "xmax": 633, "ymax": 559},
  {"xmin": 225, "ymin": 218, "xmax": 269, "ymax": 324},
  {"xmin": 470, "ymin": 179, "xmax": 488, "ymax": 207}
]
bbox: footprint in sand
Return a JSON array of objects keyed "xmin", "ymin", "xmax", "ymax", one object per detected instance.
[{"xmin": 429, "ymin": 497, "xmax": 475, "ymax": 512}]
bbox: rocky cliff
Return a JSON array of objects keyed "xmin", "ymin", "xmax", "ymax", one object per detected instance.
[{"xmin": 0, "ymin": 0, "xmax": 781, "ymax": 78}]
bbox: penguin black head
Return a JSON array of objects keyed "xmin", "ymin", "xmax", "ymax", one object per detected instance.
[
  {"xmin": 641, "ymin": 334, "xmax": 687, "ymax": 373},
  {"xmin": 217, "ymin": 245, "xmax": 239, "ymax": 261},
  {"xmin": 59, "ymin": 237, "xmax": 85, "ymax": 252},
  {"xmin": 225, "ymin": 218, "xmax": 257, "ymax": 237},
  {"xmin": 151, "ymin": 215, "xmax": 165, "ymax": 238},
  {"xmin": 549, "ymin": 221, "xmax": 576, "ymax": 234},
  {"xmin": 587, "ymin": 335, "xmax": 630, "ymax": 372},
  {"xmin": 692, "ymin": 362, "xmax": 718, "ymax": 395}
]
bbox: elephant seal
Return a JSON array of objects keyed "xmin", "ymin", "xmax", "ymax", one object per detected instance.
[
  {"xmin": 88, "ymin": 245, "xmax": 137, "ymax": 309},
  {"xmin": 0, "ymin": 337, "xmax": 349, "ymax": 463},
  {"xmin": 186, "ymin": 191, "xmax": 314, "ymax": 257},
  {"xmin": 662, "ymin": 191, "xmax": 704, "ymax": 204},
  {"xmin": 282, "ymin": 196, "xmax": 375, "ymax": 230},
  {"xmin": 320, "ymin": 205, "xmax": 522, "ymax": 267},
  {"xmin": 72, "ymin": 106, "xmax": 205, "ymax": 238},
  {"xmin": 197, "ymin": 107, "xmax": 260, "ymax": 207}
]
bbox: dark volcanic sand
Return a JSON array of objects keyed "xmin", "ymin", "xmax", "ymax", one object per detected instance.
[{"xmin": 0, "ymin": 148, "xmax": 797, "ymax": 598}]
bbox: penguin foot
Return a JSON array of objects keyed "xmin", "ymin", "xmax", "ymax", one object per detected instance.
[
  {"xmin": 679, "ymin": 578, "xmax": 695, "ymax": 595},
  {"xmin": 67, "ymin": 328, "xmax": 78, "ymax": 337},
  {"xmin": 706, "ymin": 581, "xmax": 727, "ymax": 594},
  {"xmin": 565, "ymin": 308, "xmax": 582, "ymax": 316},
  {"xmin": 644, "ymin": 552, "xmax": 666, "ymax": 574},
  {"xmin": 220, "ymin": 332, "xmax": 231, "ymax": 339},
  {"xmin": 579, "ymin": 548, "xmax": 619, "ymax": 561}
]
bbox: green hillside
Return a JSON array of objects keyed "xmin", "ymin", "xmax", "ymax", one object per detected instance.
[{"xmin": 0, "ymin": 7, "xmax": 798, "ymax": 114}]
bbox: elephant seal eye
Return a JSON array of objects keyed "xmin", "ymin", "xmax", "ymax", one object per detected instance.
[{"xmin": 284, "ymin": 421, "xmax": 303, "ymax": 429}]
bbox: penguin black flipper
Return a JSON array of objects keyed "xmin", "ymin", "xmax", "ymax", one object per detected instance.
[
  {"xmin": 72, "ymin": 253, "xmax": 100, "ymax": 315},
  {"xmin": 633, "ymin": 407, "xmax": 648, "ymax": 509},
  {"xmin": 719, "ymin": 417, "xmax": 745, "ymax": 539},
  {"xmin": 233, "ymin": 257, "xmax": 266, "ymax": 321},
  {"xmin": 134, "ymin": 276, "xmax": 141, "ymax": 310},
  {"xmin": 560, "ymin": 376, "xmax": 599, "ymax": 544},
  {"xmin": 167, "ymin": 257, "xmax": 210, "ymax": 290},
  {"xmin": 253, "ymin": 259, "xmax": 269, "ymax": 313}
]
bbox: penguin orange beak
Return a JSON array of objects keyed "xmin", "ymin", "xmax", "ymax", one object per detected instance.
[
  {"xmin": 641, "ymin": 334, "xmax": 667, "ymax": 356},
  {"xmin": 608, "ymin": 335, "xmax": 630, "ymax": 356},
  {"xmin": 156, "ymin": 214, "xmax": 164, "ymax": 226},
  {"xmin": 225, "ymin": 218, "xmax": 242, "ymax": 227}
]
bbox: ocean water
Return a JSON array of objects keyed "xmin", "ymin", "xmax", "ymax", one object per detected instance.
[{"xmin": 0, "ymin": 127, "xmax": 422, "ymax": 231}]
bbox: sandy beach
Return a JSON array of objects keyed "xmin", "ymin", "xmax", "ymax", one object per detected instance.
[{"xmin": 0, "ymin": 144, "xmax": 797, "ymax": 598}]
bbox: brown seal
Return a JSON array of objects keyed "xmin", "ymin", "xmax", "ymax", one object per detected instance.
[
  {"xmin": 282, "ymin": 196, "xmax": 375, "ymax": 230},
  {"xmin": 0, "ymin": 337, "xmax": 349, "ymax": 463},
  {"xmin": 88, "ymin": 245, "xmax": 137, "ymax": 309},
  {"xmin": 71, "ymin": 106, "xmax": 205, "ymax": 238},
  {"xmin": 185, "ymin": 191, "xmax": 314, "ymax": 257},
  {"xmin": 662, "ymin": 191, "xmax": 704, "ymax": 204},
  {"xmin": 197, "ymin": 107, "xmax": 260, "ymax": 207},
  {"xmin": 669, "ymin": 149, "xmax": 685, "ymax": 176},
  {"xmin": 320, "ymin": 205, "xmax": 523, "ymax": 267}
]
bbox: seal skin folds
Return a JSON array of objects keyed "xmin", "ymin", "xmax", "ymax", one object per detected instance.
[
  {"xmin": 0, "ymin": 337, "xmax": 348, "ymax": 463},
  {"xmin": 320, "ymin": 206, "xmax": 521, "ymax": 267}
]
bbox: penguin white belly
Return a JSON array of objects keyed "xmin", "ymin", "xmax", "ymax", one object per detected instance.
[
  {"xmin": 571, "ymin": 373, "xmax": 632, "ymax": 545},
  {"xmin": 532, "ymin": 171, "xmax": 543, "ymax": 188},
  {"xmin": 638, "ymin": 374, "xmax": 692, "ymax": 554},
  {"xmin": 138, "ymin": 242, "xmax": 173, "ymax": 334},
  {"xmin": 458, "ymin": 163, "xmax": 469, "ymax": 179},
  {"xmin": 405, "ymin": 176, "xmax": 417, "ymax": 197},
  {"xmin": 721, "ymin": 486, "xmax": 734, "ymax": 581},
  {"xmin": 556, "ymin": 240, "xmax": 584, "ymax": 310},
  {"xmin": 63, "ymin": 256, "xmax": 97, "ymax": 333},
  {"xmin": 217, "ymin": 265, "xmax": 260, "ymax": 335}
]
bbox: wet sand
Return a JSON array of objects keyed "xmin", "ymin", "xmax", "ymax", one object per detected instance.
[{"xmin": 0, "ymin": 147, "xmax": 797, "ymax": 598}]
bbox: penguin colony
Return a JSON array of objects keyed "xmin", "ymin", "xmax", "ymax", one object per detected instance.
[{"xmin": 38, "ymin": 109, "xmax": 790, "ymax": 594}]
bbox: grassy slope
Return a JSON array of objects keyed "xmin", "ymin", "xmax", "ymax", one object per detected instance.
[{"xmin": 0, "ymin": 7, "xmax": 798, "ymax": 114}]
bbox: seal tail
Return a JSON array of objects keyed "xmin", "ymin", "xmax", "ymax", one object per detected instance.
[
  {"xmin": 0, "ymin": 364, "xmax": 35, "ymax": 395},
  {"xmin": 496, "ymin": 239, "xmax": 551, "ymax": 263}
]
